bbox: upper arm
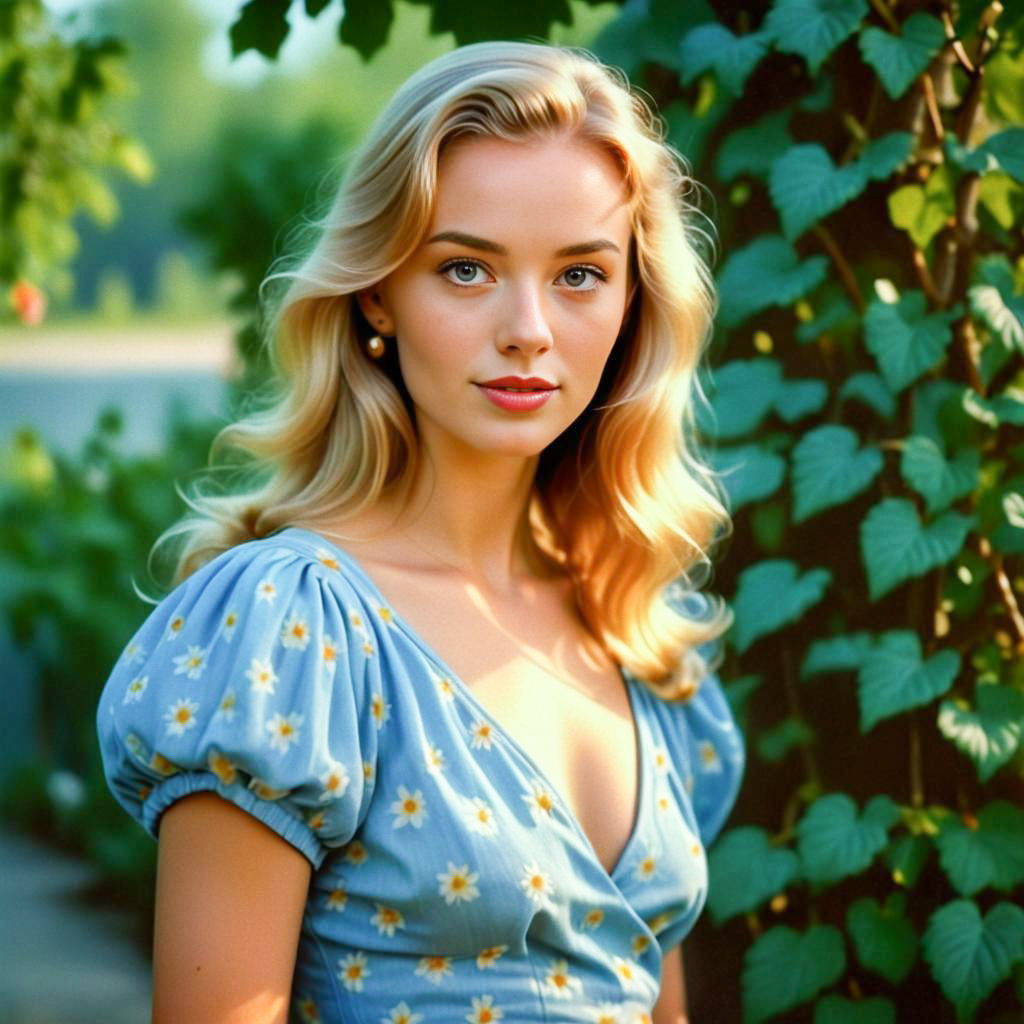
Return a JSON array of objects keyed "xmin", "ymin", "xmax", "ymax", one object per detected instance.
[
  {"xmin": 653, "ymin": 945, "xmax": 689, "ymax": 1024},
  {"xmin": 153, "ymin": 792, "xmax": 312, "ymax": 1024}
]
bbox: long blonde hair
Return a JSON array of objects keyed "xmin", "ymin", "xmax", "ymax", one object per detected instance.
[{"xmin": 158, "ymin": 41, "xmax": 733, "ymax": 698}]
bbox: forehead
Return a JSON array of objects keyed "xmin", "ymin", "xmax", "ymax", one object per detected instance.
[{"xmin": 429, "ymin": 134, "xmax": 632, "ymax": 248}]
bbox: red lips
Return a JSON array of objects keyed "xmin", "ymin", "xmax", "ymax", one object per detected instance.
[{"xmin": 478, "ymin": 376, "xmax": 557, "ymax": 389}]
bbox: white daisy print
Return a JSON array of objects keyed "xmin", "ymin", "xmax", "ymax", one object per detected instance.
[
  {"xmin": 633, "ymin": 851, "xmax": 658, "ymax": 883},
  {"xmin": 363, "ymin": 760, "xmax": 376, "ymax": 785},
  {"xmin": 207, "ymin": 750, "xmax": 237, "ymax": 785},
  {"xmin": 371, "ymin": 692, "xmax": 391, "ymax": 728},
  {"xmin": 222, "ymin": 610, "xmax": 239, "ymax": 641},
  {"xmin": 306, "ymin": 809, "xmax": 328, "ymax": 832},
  {"xmin": 370, "ymin": 903, "xmax": 405, "ymax": 937},
  {"xmin": 652, "ymin": 746, "xmax": 670, "ymax": 775},
  {"xmin": 520, "ymin": 861, "xmax": 555, "ymax": 907},
  {"xmin": 319, "ymin": 761, "xmax": 350, "ymax": 801},
  {"xmin": 464, "ymin": 797, "xmax": 498, "ymax": 837},
  {"xmin": 348, "ymin": 609, "xmax": 365, "ymax": 630},
  {"xmin": 344, "ymin": 839, "xmax": 369, "ymax": 866},
  {"xmin": 383, "ymin": 1003, "xmax": 422, "ymax": 1024},
  {"xmin": 612, "ymin": 955, "xmax": 642, "ymax": 990},
  {"xmin": 646, "ymin": 912, "xmax": 672, "ymax": 935},
  {"xmin": 543, "ymin": 959, "xmax": 582, "ymax": 999},
  {"xmin": 522, "ymin": 780, "xmax": 556, "ymax": 822},
  {"xmin": 631, "ymin": 934, "xmax": 651, "ymax": 956},
  {"xmin": 697, "ymin": 739, "xmax": 722, "ymax": 772},
  {"xmin": 124, "ymin": 733, "xmax": 146, "ymax": 760},
  {"xmin": 172, "ymin": 644, "xmax": 206, "ymax": 680},
  {"xmin": 435, "ymin": 674, "xmax": 456, "ymax": 702},
  {"xmin": 580, "ymin": 907, "xmax": 605, "ymax": 931},
  {"xmin": 466, "ymin": 995, "xmax": 504, "ymax": 1023},
  {"xmin": 296, "ymin": 994, "xmax": 321, "ymax": 1023},
  {"xmin": 123, "ymin": 675, "xmax": 148, "ymax": 704},
  {"xmin": 256, "ymin": 579, "xmax": 277, "ymax": 604},
  {"xmin": 425, "ymin": 743, "xmax": 445, "ymax": 775},
  {"xmin": 377, "ymin": 605, "xmax": 393, "ymax": 625},
  {"xmin": 437, "ymin": 862, "xmax": 481, "ymax": 905},
  {"xmin": 476, "ymin": 945, "xmax": 508, "ymax": 970},
  {"xmin": 149, "ymin": 751, "xmax": 179, "ymax": 776},
  {"xmin": 337, "ymin": 951, "xmax": 369, "ymax": 992},
  {"xmin": 280, "ymin": 611, "xmax": 311, "ymax": 651},
  {"xmin": 591, "ymin": 1004, "xmax": 623, "ymax": 1024},
  {"xmin": 469, "ymin": 719, "xmax": 495, "ymax": 750},
  {"xmin": 266, "ymin": 711, "xmax": 304, "ymax": 754},
  {"xmin": 246, "ymin": 657, "xmax": 278, "ymax": 695},
  {"xmin": 164, "ymin": 698, "xmax": 199, "ymax": 738},
  {"xmin": 213, "ymin": 689, "xmax": 238, "ymax": 723},
  {"xmin": 122, "ymin": 639, "xmax": 145, "ymax": 666},
  {"xmin": 390, "ymin": 786, "xmax": 427, "ymax": 829},
  {"xmin": 166, "ymin": 615, "xmax": 185, "ymax": 641},
  {"xmin": 322, "ymin": 635, "xmax": 337, "ymax": 673},
  {"xmin": 325, "ymin": 886, "xmax": 347, "ymax": 912},
  {"xmin": 316, "ymin": 547, "xmax": 341, "ymax": 571},
  {"xmin": 248, "ymin": 777, "xmax": 289, "ymax": 800},
  {"xmin": 415, "ymin": 955, "xmax": 453, "ymax": 985}
]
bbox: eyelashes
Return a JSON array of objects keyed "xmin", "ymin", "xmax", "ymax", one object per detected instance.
[{"xmin": 437, "ymin": 258, "xmax": 608, "ymax": 291}]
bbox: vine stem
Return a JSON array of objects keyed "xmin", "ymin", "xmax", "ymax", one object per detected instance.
[
  {"xmin": 920, "ymin": 72, "xmax": 944, "ymax": 141},
  {"xmin": 941, "ymin": 10, "xmax": 976, "ymax": 73},
  {"xmin": 909, "ymin": 712, "xmax": 924, "ymax": 809},
  {"xmin": 867, "ymin": 0, "xmax": 900, "ymax": 33},
  {"xmin": 979, "ymin": 536, "xmax": 1024, "ymax": 653},
  {"xmin": 812, "ymin": 224, "xmax": 865, "ymax": 312},
  {"xmin": 780, "ymin": 644, "xmax": 821, "ymax": 788},
  {"xmin": 911, "ymin": 244, "xmax": 943, "ymax": 305}
]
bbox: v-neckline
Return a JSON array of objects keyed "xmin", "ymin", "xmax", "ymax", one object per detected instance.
[{"xmin": 281, "ymin": 526, "xmax": 650, "ymax": 883}]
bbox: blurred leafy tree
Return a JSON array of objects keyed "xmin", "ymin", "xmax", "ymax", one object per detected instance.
[{"xmin": 0, "ymin": 0, "xmax": 153, "ymax": 321}]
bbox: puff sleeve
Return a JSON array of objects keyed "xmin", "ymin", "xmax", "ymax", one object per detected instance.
[
  {"xmin": 649, "ymin": 642, "xmax": 745, "ymax": 848},
  {"xmin": 96, "ymin": 540, "xmax": 382, "ymax": 868}
]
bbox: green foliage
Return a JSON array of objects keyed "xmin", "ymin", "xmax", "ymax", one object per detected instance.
[
  {"xmin": 730, "ymin": 559, "xmax": 831, "ymax": 653},
  {"xmin": 0, "ymin": 0, "xmax": 152, "ymax": 312},
  {"xmin": 846, "ymin": 893, "xmax": 918, "ymax": 984},
  {"xmin": 707, "ymin": 825, "xmax": 801, "ymax": 925},
  {"xmin": 937, "ymin": 685, "xmax": 1024, "ymax": 782},
  {"xmin": 934, "ymin": 802, "xmax": 1024, "ymax": 897},
  {"xmin": 857, "ymin": 14, "xmax": 945, "ymax": 100},
  {"xmin": 790, "ymin": 425, "xmax": 883, "ymax": 523},
  {"xmin": 812, "ymin": 995, "xmax": 896, "ymax": 1024},
  {"xmin": 796, "ymin": 793, "xmax": 897, "ymax": 886}
]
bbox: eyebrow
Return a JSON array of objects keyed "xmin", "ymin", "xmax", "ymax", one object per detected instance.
[{"xmin": 426, "ymin": 230, "xmax": 621, "ymax": 258}]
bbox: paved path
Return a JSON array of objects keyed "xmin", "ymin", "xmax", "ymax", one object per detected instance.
[{"xmin": 0, "ymin": 828, "xmax": 151, "ymax": 1024}]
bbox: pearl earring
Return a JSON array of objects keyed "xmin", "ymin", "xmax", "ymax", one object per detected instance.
[{"xmin": 366, "ymin": 335, "xmax": 386, "ymax": 359}]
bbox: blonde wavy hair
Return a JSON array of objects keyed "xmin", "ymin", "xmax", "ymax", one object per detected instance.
[{"xmin": 158, "ymin": 40, "xmax": 733, "ymax": 698}]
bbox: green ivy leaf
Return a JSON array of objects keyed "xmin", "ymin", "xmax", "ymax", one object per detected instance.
[
  {"xmin": 707, "ymin": 826, "xmax": 801, "ymax": 924},
  {"xmin": 978, "ymin": 172, "xmax": 1024, "ymax": 232},
  {"xmin": 886, "ymin": 834, "xmax": 932, "ymax": 888},
  {"xmin": 979, "ymin": 128, "xmax": 1024, "ymax": 185},
  {"xmin": 847, "ymin": 893, "xmax": 918, "ymax": 984},
  {"xmin": 229, "ymin": 0, "xmax": 291, "ymax": 59},
  {"xmin": 763, "ymin": 0, "xmax": 869, "ymax": 76},
  {"xmin": 718, "ymin": 235, "xmax": 828, "ymax": 328},
  {"xmin": 770, "ymin": 144, "xmax": 867, "ymax": 239},
  {"xmin": 797, "ymin": 793, "xmax": 894, "ymax": 886},
  {"xmin": 731, "ymin": 559, "xmax": 832, "ymax": 654},
  {"xmin": 801, "ymin": 632, "xmax": 875, "ymax": 679},
  {"xmin": 863, "ymin": 291, "xmax": 959, "ymax": 393},
  {"xmin": 838, "ymin": 372, "xmax": 896, "ymax": 418},
  {"xmin": 887, "ymin": 165, "xmax": 955, "ymax": 249},
  {"xmin": 935, "ymin": 802, "xmax": 1024, "ymax": 896},
  {"xmin": 338, "ymin": 0, "xmax": 395, "ymax": 60},
  {"xmin": 858, "ymin": 13, "xmax": 945, "ymax": 98},
  {"xmin": 857, "ymin": 630, "xmax": 960, "ymax": 732},
  {"xmin": 969, "ymin": 255, "xmax": 1024, "ymax": 353},
  {"xmin": 305, "ymin": 0, "xmax": 331, "ymax": 14},
  {"xmin": 962, "ymin": 388, "xmax": 1024, "ymax": 429},
  {"xmin": 900, "ymin": 436, "xmax": 980, "ymax": 515},
  {"xmin": 711, "ymin": 443, "xmax": 787, "ymax": 511},
  {"xmin": 679, "ymin": 24, "xmax": 771, "ymax": 94},
  {"xmin": 775, "ymin": 378, "xmax": 828, "ymax": 422},
  {"xmin": 756, "ymin": 717, "xmax": 815, "ymax": 762},
  {"xmin": 716, "ymin": 110, "xmax": 793, "ymax": 182},
  {"xmin": 412, "ymin": 0, "xmax": 576, "ymax": 46},
  {"xmin": 743, "ymin": 924, "xmax": 846, "ymax": 1022},
  {"xmin": 856, "ymin": 131, "xmax": 915, "ymax": 181},
  {"xmin": 791, "ymin": 425, "xmax": 883, "ymax": 523},
  {"xmin": 813, "ymin": 995, "xmax": 896, "ymax": 1024},
  {"xmin": 701, "ymin": 359, "xmax": 782, "ymax": 439},
  {"xmin": 923, "ymin": 899, "xmax": 1024, "ymax": 1016},
  {"xmin": 938, "ymin": 686, "xmax": 1024, "ymax": 782},
  {"xmin": 860, "ymin": 498, "xmax": 975, "ymax": 600},
  {"xmin": 592, "ymin": 0, "xmax": 714, "ymax": 76}
]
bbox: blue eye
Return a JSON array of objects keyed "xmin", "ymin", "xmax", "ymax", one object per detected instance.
[
  {"xmin": 440, "ymin": 260, "xmax": 490, "ymax": 286},
  {"xmin": 557, "ymin": 265, "xmax": 606, "ymax": 290}
]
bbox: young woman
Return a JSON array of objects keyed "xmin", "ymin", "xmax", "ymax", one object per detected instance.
[{"xmin": 97, "ymin": 41, "xmax": 743, "ymax": 1024}]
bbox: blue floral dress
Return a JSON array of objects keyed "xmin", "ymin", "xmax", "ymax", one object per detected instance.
[{"xmin": 97, "ymin": 527, "xmax": 743, "ymax": 1024}]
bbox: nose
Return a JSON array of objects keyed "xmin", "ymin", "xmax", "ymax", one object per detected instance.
[{"xmin": 496, "ymin": 280, "xmax": 553, "ymax": 358}]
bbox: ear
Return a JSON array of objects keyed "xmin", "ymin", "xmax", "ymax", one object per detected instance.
[{"xmin": 356, "ymin": 287, "xmax": 395, "ymax": 336}]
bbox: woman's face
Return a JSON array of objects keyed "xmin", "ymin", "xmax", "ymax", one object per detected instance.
[{"xmin": 361, "ymin": 133, "xmax": 633, "ymax": 464}]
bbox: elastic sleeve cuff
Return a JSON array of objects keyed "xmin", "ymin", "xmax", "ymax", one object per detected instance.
[{"xmin": 141, "ymin": 770, "xmax": 328, "ymax": 869}]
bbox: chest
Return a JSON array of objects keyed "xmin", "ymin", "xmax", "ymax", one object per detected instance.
[{"xmin": 369, "ymin": 568, "xmax": 641, "ymax": 876}]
